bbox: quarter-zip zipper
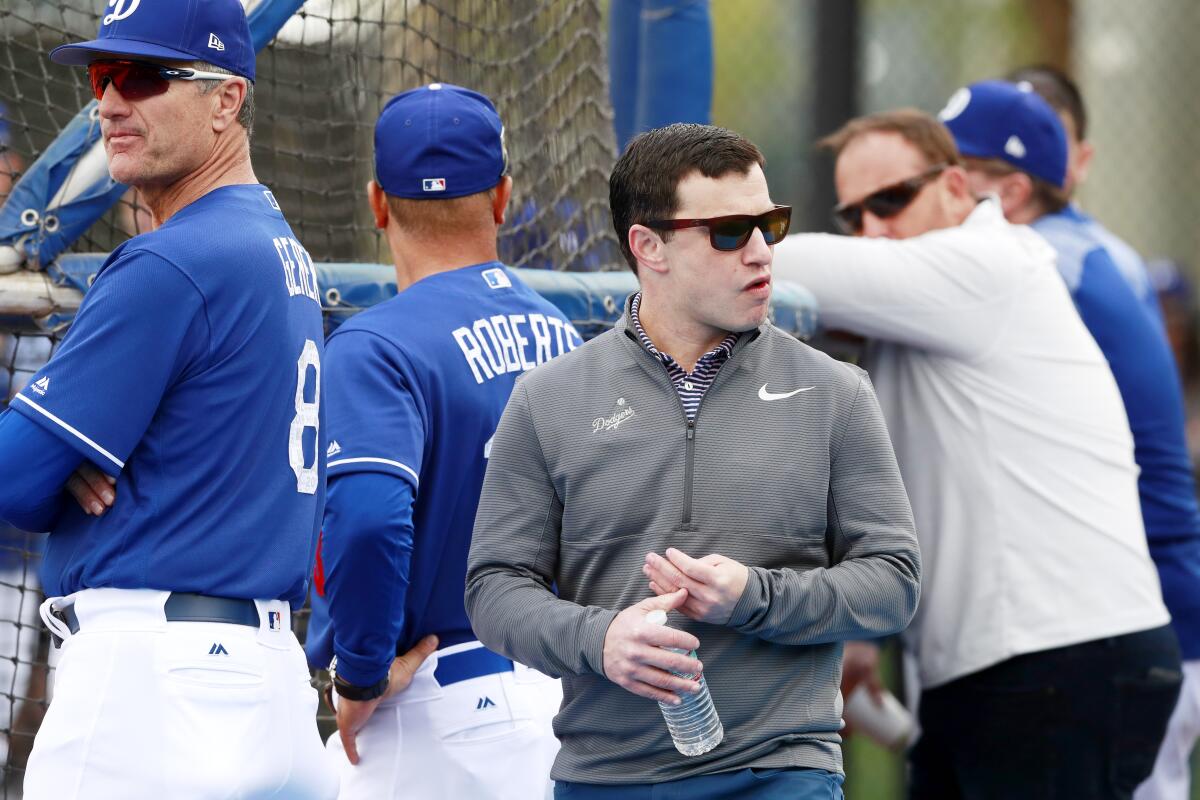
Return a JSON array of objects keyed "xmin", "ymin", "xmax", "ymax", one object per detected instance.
[
  {"xmin": 623, "ymin": 327, "xmax": 747, "ymax": 531},
  {"xmin": 677, "ymin": 350, "xmax": 741, "ymax": 530},
  {"xmin": 682, "ymin": 419, "xmax": 696, "ymax": 529}
]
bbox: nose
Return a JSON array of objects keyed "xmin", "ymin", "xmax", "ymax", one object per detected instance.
[
  {"xmin": 97, "ymin": 82, "xmax": 131, "ymax": 120},
  {"xmin": 741, "ymin": 226, "xmax": 773, "ymax": 266},
  {"xmin": 860, "ymin": 210, "xmax": 892, "ymax": 239}
]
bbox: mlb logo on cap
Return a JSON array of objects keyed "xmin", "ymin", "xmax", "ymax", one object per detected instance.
[{"xmin": 423, "ymin": 178, "xmax": 447, "ymax": 192}]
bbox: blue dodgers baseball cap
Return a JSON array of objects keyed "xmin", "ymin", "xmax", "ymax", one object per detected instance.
[
  {"xmin": 938, "ymin": 80, "xmax": 1067, "ymax": 188},
  {"xmin": 49, "ymin": 0, "xmax": 255, "ymax": 82},
  {"xmin": 375, "ymin": 83, "xmax": 508, "ymax": 199}
]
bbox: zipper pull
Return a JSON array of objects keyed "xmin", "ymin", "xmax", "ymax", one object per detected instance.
[{"xmin": 686, "ymin": 420, "xmax": 694, "ymax": 440}]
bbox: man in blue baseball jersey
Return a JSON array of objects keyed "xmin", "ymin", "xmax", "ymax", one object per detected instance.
[
  {"xmin": 0, "ymin": 2, "xmax": 337, "ymax": 797},
  {"xmin": 944, "ymin": 79, "xmax": 1196, "ymax": 797},
  {"xmin": 305, "ymin": 83, "xmax": 579, "ymax": 799}
]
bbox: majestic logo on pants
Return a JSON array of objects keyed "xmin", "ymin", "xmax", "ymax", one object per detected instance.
[
  {"xmin": 476, "ymin": 696, "xmax": 496, "ymax": 710},
  {"xmin": 208, "ymin": 643, "xmax": 229, "ymax": 656},
  {"xmin": 103, "ymin": 0, "xmax": 141, "ymax": 25}
]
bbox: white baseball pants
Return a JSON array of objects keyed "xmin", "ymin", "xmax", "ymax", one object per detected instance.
[
  {"xmin": 24, "ymin": 588, "xmax": 338, "ymax": 800},
  {"xmin": 327, "ymin": 640, "xmax": 561, "ymax": 799}
]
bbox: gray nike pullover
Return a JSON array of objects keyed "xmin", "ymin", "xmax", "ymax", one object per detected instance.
[{"xmin": 466, "ymin": 309, "xmax": 921, "ymax": 784}]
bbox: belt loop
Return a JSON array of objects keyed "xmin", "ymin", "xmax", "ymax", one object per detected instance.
[{"xmin": 254, "ymin": 599, "xmax": 292, "ymax": 650}]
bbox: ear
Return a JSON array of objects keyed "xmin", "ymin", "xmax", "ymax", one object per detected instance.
[
  {"xmin": 629, "ymin": 224, "xmax": 668, "ymax": 276},
  {"xmin": 941, "ymin": 165, "xmax": 971, "ymax": 200},
  {"xmin": 1072, "ymin": 140, "xmax": 1095, "ymax": 187},
  {"xmin": 999, "ymin": 172, "xmax": 1034, "ymax": 218},
  {"xmin": 211, "ymin": 78, "xmax": 247, "ymax": 133},
  {"xmin": 493, "ymin": 176, "xmax": 513, "ymax": 225},
  {"xmin": 367, "ymin": 180, "xmax": 389, "ymax": 230}
]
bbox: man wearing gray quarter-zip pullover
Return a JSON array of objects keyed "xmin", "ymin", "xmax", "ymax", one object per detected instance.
[{"xmin": 466, "ymin": 124, "xmax": 920, "ymax": 797}]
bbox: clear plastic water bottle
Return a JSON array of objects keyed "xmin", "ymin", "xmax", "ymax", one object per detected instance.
[{"xmin": 645, "ymin": 609, "xmax": 724, "ymax": 756}]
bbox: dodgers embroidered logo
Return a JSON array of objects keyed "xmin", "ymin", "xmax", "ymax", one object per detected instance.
[
  {"xmin": 103, "ymin": 0, "xmax": 141, "ymax": 26},
  {"xmin": 593, "ymin": 397, "xmax": 635, "ymax": 433}
]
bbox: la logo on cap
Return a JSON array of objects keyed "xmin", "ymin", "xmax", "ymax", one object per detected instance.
[
  {"xmin": 422, "ymin": 178, "xmax": 446, "ymax": 192},
  {"xmin": 103, "ymin": 0, "xmax": 141, "ymax": 26}
]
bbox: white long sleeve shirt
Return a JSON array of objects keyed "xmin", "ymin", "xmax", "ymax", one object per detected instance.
[{"xmin": 773, "ymin": 198, "xmax": 1169, "ymax": 689}]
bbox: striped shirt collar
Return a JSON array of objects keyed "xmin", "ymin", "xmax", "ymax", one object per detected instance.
[{"xmin": 629, "ymin": 292, "xmax": 737, "ymax": 376}]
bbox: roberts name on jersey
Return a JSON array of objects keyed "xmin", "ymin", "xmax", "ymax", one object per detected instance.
[{"xmin": 453, "ymin": 311, "xmax": 580, "ymax": 384}]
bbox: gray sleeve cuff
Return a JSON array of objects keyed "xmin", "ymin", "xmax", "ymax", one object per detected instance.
[
  {"xmin": 581, "ymin": 608, "xmax": 620, "ymax": 676},
  {"xmin": 728, "ymin": 566, "xmax": 768, "ymax": 629}
]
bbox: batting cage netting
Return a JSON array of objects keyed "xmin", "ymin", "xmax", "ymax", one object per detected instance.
[{"xmin": 0, "ymin": 0, "xmax": 631, "ymax": 790}]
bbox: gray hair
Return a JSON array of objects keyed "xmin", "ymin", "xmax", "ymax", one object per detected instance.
[{"xmin": 191, "ymin": 61, "xmax": 254, "ymax": 138}]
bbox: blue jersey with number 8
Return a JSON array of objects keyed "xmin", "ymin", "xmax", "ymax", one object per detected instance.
[{"xmin": 12, "ymin": 185, "xmax": 325, "ymax": 607}]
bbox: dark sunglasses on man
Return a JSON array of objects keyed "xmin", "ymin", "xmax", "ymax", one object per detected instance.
[
  {"xmin": 832, "ymin": 163, "xmax": 947, "ymax": 236},
  {"xmin": 644, "ymin": 205, "xmax": 792, "ymax": 252},
  {"xmin": 87, "ymin": 59, "xmax": 231, "ymax": 102}
]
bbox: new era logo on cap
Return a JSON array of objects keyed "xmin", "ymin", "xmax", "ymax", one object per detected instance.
[
  {"xmin": 1004, "ymin": 135, "xmax": 1027, "ymax": 159},
  {"xmin": 422, "ymin": 178, "xmax": 446, "ymax": 192},
  {"xmin": 208, "ymin": 33, "xmax": 225, "ymax": 51}
]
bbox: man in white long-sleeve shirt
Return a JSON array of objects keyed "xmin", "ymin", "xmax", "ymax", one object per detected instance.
[{"xmin": 773, "ymin": 108, "xmax": 1181, "ymax": 798}]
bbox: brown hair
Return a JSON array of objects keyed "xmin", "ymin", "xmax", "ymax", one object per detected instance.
[
  {"xmin": 962, "ymin": 157, "xmax": 1069, "ymax": 216},
  {"xmin": 817, "ymin": 108, "xmax": 962, "ymax": 168},
  {"xmin": 609, "ymin": 123, "xmax": 765, "ymax": 272}
]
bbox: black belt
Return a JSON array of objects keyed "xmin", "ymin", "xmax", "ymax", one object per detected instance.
[{"xmin": 57, "ymin": 592, "xmax": 262, "ymax": 635}]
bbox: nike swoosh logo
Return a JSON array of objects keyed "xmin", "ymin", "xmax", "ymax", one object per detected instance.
[{"xmin": 758, "ymin": 384, "xmax": 815, "ymax": 401}]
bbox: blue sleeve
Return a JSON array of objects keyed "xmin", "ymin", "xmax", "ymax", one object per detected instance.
[
  {"xmin": 8, "ymin": 249, "xmax": 207, "ymax": 476},
  {"xmin": 0, "ymin": 409, "xmax": 84, "ymax": 531},
  {"xmin": 322, "ymin": 471, "xmax": 415, "ymax": 687},
  {"xmin": 324, "ymin": 329, "xmax": 426, "ymax": 487}
]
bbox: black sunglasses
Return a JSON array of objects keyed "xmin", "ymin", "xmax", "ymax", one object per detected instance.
[
  {"xmin": 832, "ymin": 164, "xmax": 947, "ymax": 235},
  {"xmin": 643, "ymin": 205, "xmax": 792, "ymax": 252}
]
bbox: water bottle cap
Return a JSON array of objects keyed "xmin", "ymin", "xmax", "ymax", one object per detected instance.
[{"xmin": 645, "ymin": 609, "xmax": 668, "ymax": 626}]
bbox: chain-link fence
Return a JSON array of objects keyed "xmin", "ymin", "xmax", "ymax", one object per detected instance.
[{"xmin": 2, "ymin": 0, "xmax": 1200, "ymax": 794}]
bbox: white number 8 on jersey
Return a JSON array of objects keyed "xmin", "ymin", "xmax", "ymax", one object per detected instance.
[{"xmin": 290, "ymin": 339, "xmax": 321, "ymax": 494}]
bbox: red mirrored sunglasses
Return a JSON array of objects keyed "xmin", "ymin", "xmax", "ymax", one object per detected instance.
[{"xmin": 87, "ymin": 59, "xmax": 231, "ymax": 102}]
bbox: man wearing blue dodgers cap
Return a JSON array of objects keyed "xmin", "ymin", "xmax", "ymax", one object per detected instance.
[
  {"xmin": 771, "ymin": 105, "xmax": 1179, "ymax": 796},
  {"xmin": 0, "ymin": 1, "xmax": 337, "ymax": 797},
  {"xmin": 946, "ymin": 79, "xmax": 1200, "ymax": 799},
  {"xmin": 304, "ymin": 83, "xmax": 580, "ymax": 799}
]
